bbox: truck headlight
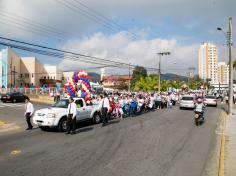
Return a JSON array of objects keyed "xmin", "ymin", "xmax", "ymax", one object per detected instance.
[{"xmin": 47, "ymin": 113, "xmax": 56, "ymax": 118}]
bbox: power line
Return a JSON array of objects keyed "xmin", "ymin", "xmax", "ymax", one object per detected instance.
[
  {"xmin": 0, "ymin": 10, "xmax": 66, "ymax": 38},
  {"xmin": 0, "ymin": 36, "xmax": 157, "ymax": 71},
  {"xmin": 55, "ymin": 0, "xmax": 139, "ymax": 40},
  {"xmin": 0, "ymin": 20, "xmax": 58, "ymax": 39},
  {"xmin": 55, "ymin": 0, "xmax": 120, "ymax": 35},
  {"xmin": 72, "ymin": 0, "xmax": 139, "ymax": 39}
]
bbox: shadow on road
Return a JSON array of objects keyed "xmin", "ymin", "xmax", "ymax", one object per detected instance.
[{"xmin": 76, "ymin": 126, "xmax": 94, "ymax": 133}]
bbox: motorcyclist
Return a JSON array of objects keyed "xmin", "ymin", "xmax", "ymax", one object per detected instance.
[{"xmin": 194, "ymin": 98, "xmax": 205, "ymax": 120}]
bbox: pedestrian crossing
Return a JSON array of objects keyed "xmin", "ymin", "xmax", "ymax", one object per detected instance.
[{"xmin": 0, "ymin": 102, "xmax": 25, "ymax": 108}]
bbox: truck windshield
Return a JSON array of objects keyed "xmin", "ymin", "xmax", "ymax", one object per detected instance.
[
  {"xmin": 52, "ymin": 99, "xmax": 69, "ymax": 108},
  {"xmin": 182, "ymin": 97, "xmax": 194, "ymax": 100}
]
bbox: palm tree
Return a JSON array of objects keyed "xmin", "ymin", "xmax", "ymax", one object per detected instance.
[
  {"xmin": 170, "ymin": 80, "xmax": 183, "ymax": 89},
  {"xmin": 134, "ymin": 76, "xmax": 159, "ymax": 91}
]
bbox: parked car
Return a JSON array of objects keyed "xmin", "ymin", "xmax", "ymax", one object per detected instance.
[
  {"xmin": 204, "ymin": 95, "xmax": 217, "ymax": 107},
  {"xmin": 179, "ymin": 95, "xmax": 195, "ymax": 109},
  {"xmin": 1, "ymin": 92, "xmax": 28, "ymax": 103},
  {"xmin": 32, "ymin": 98, "xmax": 101, "ymax": 132}
]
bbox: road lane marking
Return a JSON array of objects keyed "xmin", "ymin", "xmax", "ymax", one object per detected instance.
[
  {"xmin": 10, "ymin": 149, "xmax": 21, "ymax": 156},
  {"xmin": 0, "ymin": 120, "xmax": 7, "ymax": 126},
  {"xmin": 218, "ymin": 111, "xmax": 227, "ymax": 176},
  {"xmin": 0, "ymin": 121, "xmax": 21, "ymax": 133}
]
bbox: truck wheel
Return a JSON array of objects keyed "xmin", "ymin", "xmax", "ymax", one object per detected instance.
[
  {"xmin": 58, "ymin": 117, "xmax": 67, "ymax": 132},
  {"xmin": 93, "ymin": 113, "xmax": 101, "ymax": 124}
]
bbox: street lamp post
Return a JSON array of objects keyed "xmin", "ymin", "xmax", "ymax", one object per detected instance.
[
  {"xmin": 217, "ymin": 17, "xmax": 233, "ymax": 114},
  {"xmin": 157, "ymin": 52, "xmax": 171, "ymax": 92}
]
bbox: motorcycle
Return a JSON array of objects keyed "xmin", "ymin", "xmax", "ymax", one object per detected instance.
[{"xmin": 194, "ymin": 111, "xmax": 204, "ymax": 126}]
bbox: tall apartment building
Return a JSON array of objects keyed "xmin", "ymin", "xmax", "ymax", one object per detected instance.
[
  {"xmin": 218, "ymin": 62, "xmax": 229, "ymax": 84},
  {"xmin": 198, "ymin": 43, "xmax": 218, "ymax": 84}
]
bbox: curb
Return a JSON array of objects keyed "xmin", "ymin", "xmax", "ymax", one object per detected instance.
[
  {"xmin": 218, "ymin": 111, "xmax": 227, "ymax": 176},
  {"xmin": 30, "ymin": 98, "xmax": 53, "ymax": 105},
  {"xmin": 202, "ymin": 110, "xmax": 225, "ymax": 176}
]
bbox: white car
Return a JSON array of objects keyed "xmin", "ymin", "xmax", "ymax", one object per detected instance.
[
  {"xmin": 179, "ymin": 95, "xmax": 195, "ymax": 109},
  {"xmin": 33, "ymin": 98, "xmax": 101, "ymax": 132},
  {"xmin": 204, "ymin": 95, "xmax": 217, "ymax": 107}
]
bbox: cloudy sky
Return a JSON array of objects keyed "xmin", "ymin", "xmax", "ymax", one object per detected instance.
[{"xmin": 0, "ymin": 0, "xmax": 235, "ymax": 76}]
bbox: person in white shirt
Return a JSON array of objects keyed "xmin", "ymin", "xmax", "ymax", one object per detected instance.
[
  {"xmin": 25, "ymin": 97, "xmax": 34, "ymax": 130},
  {"xmin": 148, "ymin": 94, "xmax": 155, "ymax": 111},
  {"xmin": 98, "ymin": 93, "xmax": 110, "ymax": 126},
  {"xmin": 66, "ymin": 97, "xmax": 77, "ymax": 135}
]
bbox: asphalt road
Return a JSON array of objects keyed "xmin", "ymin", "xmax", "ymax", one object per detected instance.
[
  {"xmin": 0, "ymin": 101, "xmax": 49, "ymax": 129},
  {"xmin": 0, "ymin": 104, "xmax": 222, "ymax": 176}
]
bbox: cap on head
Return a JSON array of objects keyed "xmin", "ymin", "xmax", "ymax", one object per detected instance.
[{"xmin": 69, "ymin": 97, "xmax": 74, "ymax": 101}]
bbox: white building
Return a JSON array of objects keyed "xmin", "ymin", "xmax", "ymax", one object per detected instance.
[
  {"xmin": 198, "ymin": 43, "xmax": 218, "ymax": 84},
  {"xmin": 0, "ymin": 47, "xmax": 63, "ymax": 87}
]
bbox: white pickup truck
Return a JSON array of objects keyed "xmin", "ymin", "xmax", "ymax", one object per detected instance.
[{"xmin": 33, "ymin": 98, "xmax": 101, "ymax": 132}]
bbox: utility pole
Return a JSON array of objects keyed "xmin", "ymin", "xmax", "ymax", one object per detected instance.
[
  {"xmin": 188, "ymin": 67, "xmax": 196, "ymax": 90},
  {"xmin": 128, "ymin": 63, "xmax": 131, "ymax": 92},
  {"xmin": 228, "ymin": 17, "xmax": 233, "ymax": 115},
  {"xmin": 217, "ymin": 17, "xmax": 233, "ymax": 114},
  {"xmin": 12, "ymin": 66, "xmax": 17, "ymax": 86},
  {"xmin": 157, "ymin": 52, "xmax": 171, "ymax": 92},
  {"xmin": 10, "ymin": 57, "xmax": 12, "ymax": 87},
  {"xmin": 158, "ymin": 54, "xmax": 161, "ymax": 92}
]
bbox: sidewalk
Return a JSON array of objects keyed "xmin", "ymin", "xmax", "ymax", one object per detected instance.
[
  {"xmin": 224, "ymin": 105, "xmax": 236, "ymax": 176},
  {"xmin": 28, "ymin": 95, "xmax": 54, "ymax": 104}
]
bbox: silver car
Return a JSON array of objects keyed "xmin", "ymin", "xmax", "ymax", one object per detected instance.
[
  {"xmin": 179, "ymin": 95, "xmax": 195, "ymax": 109},
  {"xmin": 204, "ymin": 95, "xmax": 217, "ymax": 107}
]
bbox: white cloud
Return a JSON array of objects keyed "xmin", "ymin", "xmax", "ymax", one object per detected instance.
[{"xmin": 59, "ymin": 31, "xmax": 199, "ymax": 76}]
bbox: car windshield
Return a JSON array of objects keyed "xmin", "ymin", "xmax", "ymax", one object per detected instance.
[
  {"xmin": 182, "ymin": 97, "xmax": 194, "ymax": 100},
  {"xmin": 205, "ymin": 96, "xmax": 215, "ymax": 99},
  {"xmin": 52, "ymin": 99, "xmax": 69, "ymax": 108}
]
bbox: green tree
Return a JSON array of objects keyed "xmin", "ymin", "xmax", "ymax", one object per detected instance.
[
  {"xmin": 134, "ymin": 75, "xmax": 158, "ymax": 92},
  {"xmin": 170, "ymin": 80, "xmax": 183, "ymax": 89},
  {"xmin": 131, "ymin": 66, "xmax": 147, "ymax": 89},
  {"xmin": 160, "ymin": 80, "xmax": 171, "ymax": 91}
]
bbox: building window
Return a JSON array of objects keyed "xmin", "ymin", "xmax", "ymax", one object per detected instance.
[
  {"xmin": 44, "ymin": 76, "xmax": 46, "ymax": 79},
  {"xmin": 32, "ymin": 73, "xmax": 34, "ymax": 78},
  {"xmin": 20, "ymin": 74, "xmax": 23, "ymax": 78},
  {"xmin": 54, "ymin": 76, "xmax": 55, "ymax": 79},
  {"xmin": 62, "ymin": 77, "xmax": 64, "ymax": 80},
  {"xmin": 25, "ymin": 73, "xmax": 29, "ymax": 78},
  {"xmin": 48, "ymin": 76, "xmax": 49, "ymax": 79}
]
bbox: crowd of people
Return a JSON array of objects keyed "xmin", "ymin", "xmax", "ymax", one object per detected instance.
[{"xmin": 93, "ymin": 92, "xmax": 182, "ymax": 126}]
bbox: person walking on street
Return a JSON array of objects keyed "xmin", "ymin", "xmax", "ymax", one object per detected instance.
[
  {"xmin": 25, "ymin": 97, "xmax": 34, "ymax": 130},
  {"xmin": 98, "ymin": 93, "xmax": 110, "ymax": 127},
  {"xmin": 66, "ymin": 97, "xmax": 77, "ymax": 135}
]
